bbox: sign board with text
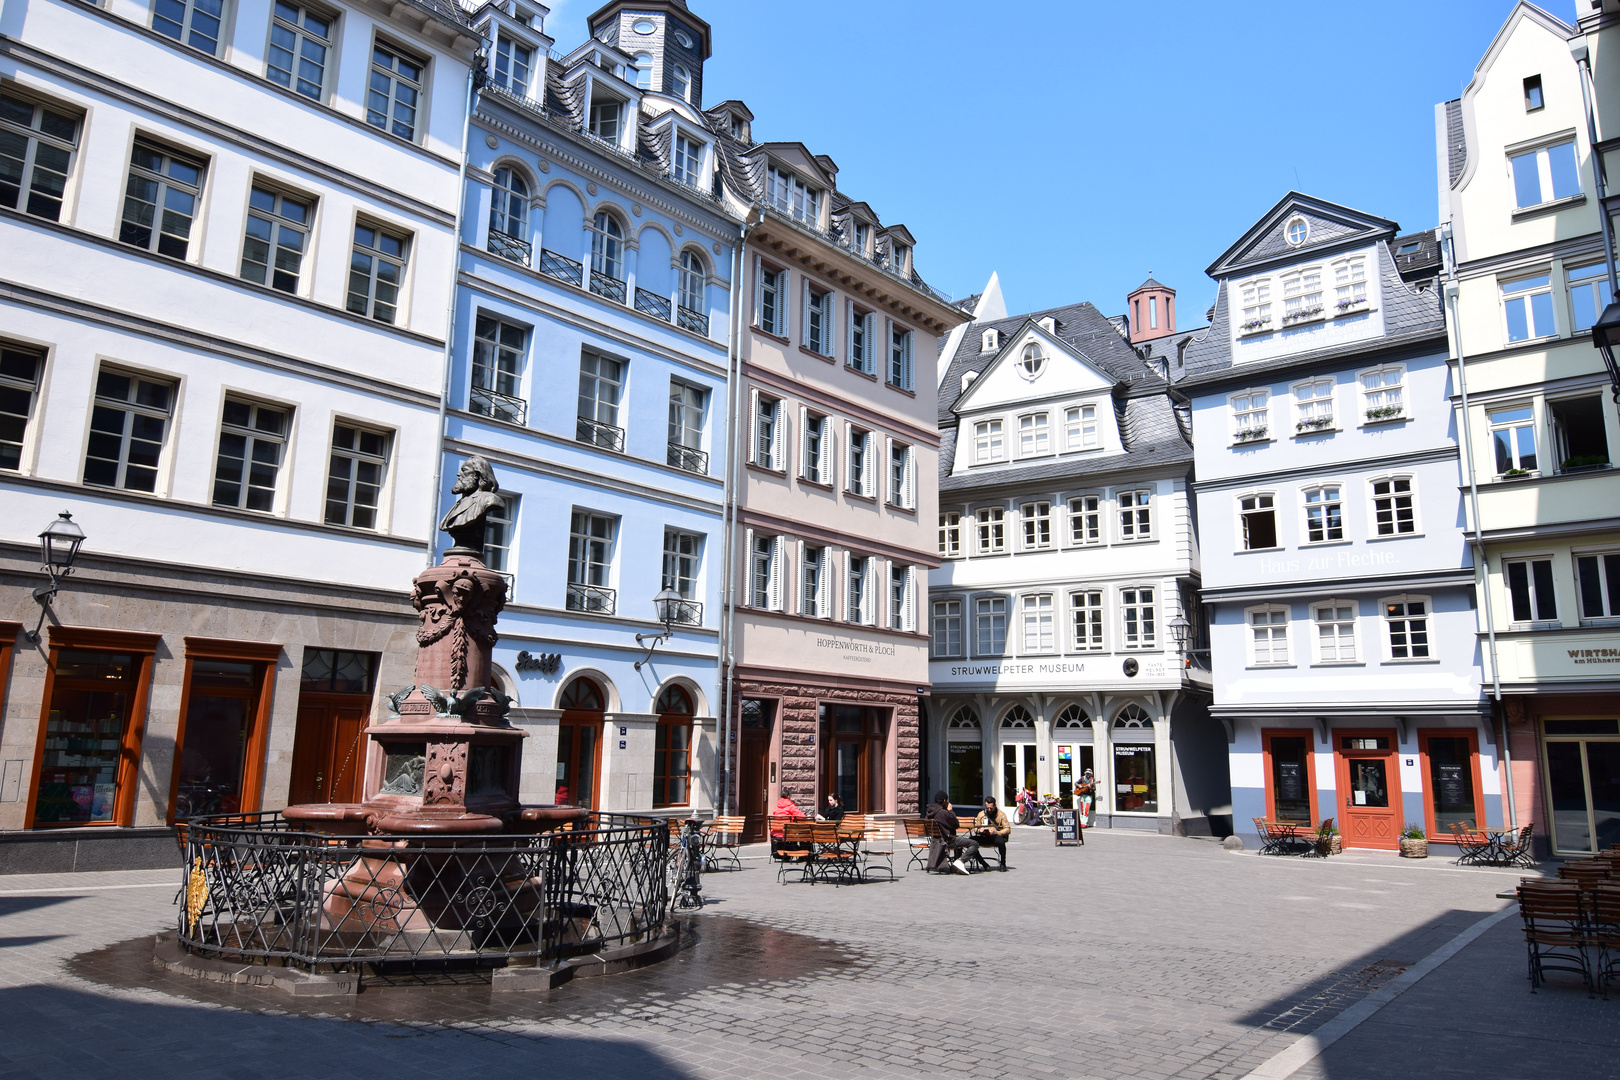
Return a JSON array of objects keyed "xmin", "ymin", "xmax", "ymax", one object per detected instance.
[{"xmin": 1053, "ymin": 808, "xmax": 1082, "ymax": 846}]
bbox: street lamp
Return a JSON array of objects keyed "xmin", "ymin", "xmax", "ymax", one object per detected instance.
[
  {"xmin": 1167, "ymin": 615, "xmax": 1191, "ymax": 669},
  {"xmin": 1592, "ymin": 300, "xmax": 1620, "ymax": 403},
  {"xmin": 634, "ymin": 586, "xmax": 685, "ymax": 670},
  {"xmin": 26, "ymin": 511, "xmax": 86, "ymax": 642}
]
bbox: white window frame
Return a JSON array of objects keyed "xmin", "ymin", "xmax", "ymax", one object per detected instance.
[
  {"xmin": 1117, "ymin": 489, "xmax": 1152, "ymax": 542},
  {"xmin": 1568, "ymin": 262, "xmax": 1615, "ymax": 333},
  {"xmin": 1069, "ymin": 589, "xmax": 1104, "ymax": 651},
  {"xmin": 1574, "ymin": 550, "xmax": 1620, "ymax": 622},
  {"xmin": 1301, "ymin": 484, "xmax": 1345, "ymax": 545},
  {"xmin": 1020, "ymin": 500, "xmax": 1052, "ymax": 550},
  {"xmin": 799, "ymin": 407, "xmax": 832, "ymax": 485},
  {"xmin": 1488, "ymin": 404, "xmax": 1539, "ymax": 475},
  {"xmin": 1067, "ymin": 495, "xmax": 1102, "ymax": 546},
  {"xmin": 801, "ymin": 543, "xmax": 829, "ymax": 619},
  {"xmin": 845, "ymin": 552, "xmax": 872, "ymax": 625},
  {"xmin": 980, "ymin": 329, "xmax": 999, "ymax": 352},
  {"xmin": 1332, "ymin": 256, "xmax": 1368, "ymax": 314},
  {"xmin": 1292, "ymin": 378, "xmax": 1336, "ymax": 434},
  {"xmin": 1119, "ymin": 586, "xmax": 1156, "ymax": 650},
  {"xmin": 974, "ymin": 506, "xmax": 1005, "ymax": 555},
  {"xmin": 803, "ymin": 280, "xmax": 835, "ymax": 356},
  {"xmin": 1247, "ymin": 604, "xmax": 1291, "ymax": 666},
  {"xmin": 492, "ymin": 34, "xmax": 533, "ymax": 96},
  {"xmin": 746, "ymin": 530, "xmax": 784, "ymax": 611},
  {"xmin": 1238, "ymin": 276, "xmax": 1272, "ymax": 332},
  {"xmin": 484, "ymin": 494, "xmax": 518, "ymax": 574},
  {"xmin": 847, "ymin": 304, "xmax": 874, "ymax": 374},
  {"xmin": 1381, "ymin": 594, "xmax": 1433, "ymax": 661},
  {"xmin": 749, "ymin": 390, "xmax": 784, "ymax": 471},
  {"xmin": 1500, "ymin": 273, "xmax": 1555, "ymax": 343},
  {"xmin": 846, "ymin": 424, "xmax": 873, "ymax": 496},
  {"xmin": 1369, "ymin": 475, "xmax": 1417, "ymax": 537},
  {"xmin": 1281, "ymin": 265, "xmax": 1323, "ymax": 324},
  {"xmin": 1311, "ymin": 599, "xmax": 1358, "ymax": 664},
  {"xmin": 1508, "ymin": 139, "xmax": 1581, "ymax": 210},
  {"xmin": 932, "ymin": 597, "xmax": 962, "ymax": 657},
  {"xmin": 1359, "ymin": 364, "xmax": 1405, "ymax": 423},
  {"xmin": 939, "ymin": 511, "xmax": 962, "ymax": 557},
  {"xmin": 888, "ymin": 321, "xmax": 914, "ymax": 390},
  {"xmin": 974, "ymin": 595, "xmax": 1007, "ymax": 656},
  {"xmin": 1063, "ymin": 403, "xmax": 1099, "ymax": 452},
  {"xmin": 1230, "ymin": 390, "xmax": 1269, "ymax": 442},
  {"xmin": 973, "ymin": 418, "xmax": 1004, "ymax": 464},
  {"xmin": 1239, "ymin": 491, "xmax": 1279, "ymax": 551},
  {"xmin": 211, "ymin": 397, "xmax": 290, "ymax": 513},
  {"xmin": 323, "ymin": 421, "xmax": 392, "ymax": 530},
  {"xmin": 673, "ymin": 133, "xmax": 703, "ymax": 188},
  {"xmin": 887, "ymin": 438, "xmax": 914, "ymax": 509},
  {"xmin": 1504, "ymin": 557, "xmax": 1559, "ymax": 626},
  {"xmin": 766, "ymin": 164, "xmax": 821, "ymax": 226},
  {"xmin": 755, "ymin": 258, "xmax": 788, "ymax": 337},
  {"xmin": 1020, "ymin": 592, "xmax": 1055, "ymax": 653},
  {"xmin": 1018, "ymin": 411, "xmax": 1051, "ymax": 457},
  {"xmin": 366, "ymin": 40, "xmax": 426, "ymax": 142}
]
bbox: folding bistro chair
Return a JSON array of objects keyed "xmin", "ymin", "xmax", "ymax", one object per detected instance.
[
  {"xmin": 857, "ymin": 818, "xmax": 896, "ymax": 881},
  {"xmin": 776, "ymin": 820, "xmax": 816, "ymax": 884},
  {"xmin": 1252, "ymin": 817, "xmax": 1286, "ymax": 857},
  {"xmin": 1518, "ymin": 881, "xmax": 1594, "ymax": 994},
  {"xmin": 1503, "ymin": 823, "xmax": 1537, "ymax": 868},
  {"xmin": 903, "ymin": 818, "xmax": 933, "ymax": 871},
  {"xmin": 1450, "ymin": 822, "xmax": 1491, "ymax": 866},
  {"xmin": 705, "ymin": 815, "xmax": 745, "ymax": 872},
  {"xmin": 1591, "ymin": 883, "xmax": 1620, "ymax": 996}
]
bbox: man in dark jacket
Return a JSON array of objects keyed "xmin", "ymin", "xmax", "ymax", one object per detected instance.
[
  {"xmin": 927, "ymin": 791, "xmax": 978, "ymax": 874},
  {"xmin": 972, "ymin": 796, "xmax": 1012, "ymax": 870}
]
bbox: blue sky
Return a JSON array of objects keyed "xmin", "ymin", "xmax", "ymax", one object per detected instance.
[{"xmin": 544, "ymin": 1, "xmax": 1573, "ymax": 325}]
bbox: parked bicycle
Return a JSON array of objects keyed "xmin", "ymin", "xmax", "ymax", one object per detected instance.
[{"xmin": 666, "ymin": 817, "xmax": 706, "ymax": 910}]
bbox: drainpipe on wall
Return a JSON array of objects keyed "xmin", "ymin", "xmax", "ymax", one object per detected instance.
[
  {"xmin": 426, "ymin": 49, "xmax": 487, "ymax": 565},
  {"xmin": 719, "ymin": 205, "xmax": 763, "ymax": 816},
  {"xmin": 1442, "ymin": 223, "xmax": 1515, "ymax": 830},
  {"xmin": 1572, "ymin": 38, "xmax": 1619, "ymax": 297}
]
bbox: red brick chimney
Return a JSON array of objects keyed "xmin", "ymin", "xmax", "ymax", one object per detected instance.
[{"xmin": 1127, "ymin": 277, "xmax": 1176, "ymax": 344}]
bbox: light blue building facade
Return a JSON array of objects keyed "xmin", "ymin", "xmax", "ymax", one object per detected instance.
[
  {"xmin": 440, "ymin": 0, "xmax": 739, "ymax": 817},
  {"xmin": 1177, "ymin": 194, "xmax": 1496, "ymax": 853}
]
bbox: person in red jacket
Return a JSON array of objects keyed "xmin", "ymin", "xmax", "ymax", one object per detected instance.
[{"xmin": 770, "ymin": 794, "xmax": 806, "ymax": 856}]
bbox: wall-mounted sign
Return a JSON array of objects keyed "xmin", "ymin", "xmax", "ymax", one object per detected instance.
[
  {"xmin": 931, "ymin": 656, "xmax": 1169, "ymax": 687},
  {"xmin": 515, "ymin": 650, "xmax": 561, "ymax": 674}
]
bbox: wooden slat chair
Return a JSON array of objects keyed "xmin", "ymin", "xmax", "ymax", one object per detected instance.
[
  {"xmin": 768, "ymin": 815, "xmax": 806, "ymax": 861},
  {"xmin": 933, "ymin": 817, "xmax": 989, "ymax": 872},
  {"xmin": 1252, "ymin": 817, "xmax": 1290, "ymax": 857},
  {"xmin": 776, "ymin": 820, "xmax": 816, "ymax": 884},
  {"xmin": 1591, "ymin": 883, "xmax": 1620, "ymax": 996},
  {"xmin": 856, "ymin": 818, "xmax": 896, "ymax": 881},
  {"xmin": 1557, "ymin": 862, "xmax": 1613, "ymax": 890},
  {"xmin": 811, "ymin": 821, "xmax": 858, "ymax": 885},
  {"xmin": 1519, "ymin": 881, "xmax": 1593, "ymax": 994},
  {"xmin": 903, "ymin": 818, "xmax": 933, "ymax": 871},
  {"xmin": 1503, "ymin": 822, "xmax": 1537, "ymax": 868},
  {"xmin": 1449, "ymin": 822, "xmax": 1492, "ymax": 866},
  {"xmin": 705, "ymin": 815, "xmax": 745, "ymax": 872}
]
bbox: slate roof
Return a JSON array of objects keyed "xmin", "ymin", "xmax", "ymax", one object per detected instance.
[
  {"xmin": 1131, "ymin": 276, "xmax": 1171, "ymax": 293},
  {"xmin": 1173, "ymin": 239, "xmax": 1445, "ymax": 390},
  {"xmin": 1445, "ymin": 99, "xmax": 1466, "ymax": 188},
  {"xmin": 414, "ymin": 0, "xmax": 473, "ymax": 29},
  {"xmin": 936, "ymin": 300, "xmax": 1164, "ymax": 425},
  {"xmin": 1390, "ymin": 229, "xmax": 1441, "ymax": 283}
]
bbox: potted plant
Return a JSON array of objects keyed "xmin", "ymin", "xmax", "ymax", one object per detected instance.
[
  {"xmin": 1296, "ymin": 417, "xmax": 1334, "ymax": 432},
  {"xmin": 1365, "ymin": 405, "xmax": 1403, "ymax": 422},
  {"xmin": 1236, "ymin": 426, "xmax": 1268, "ymax": 443},
  {"xmin": 1315, "ymin": 821, "xmax": 1341, "ymax": 856},
  {"xmin": 1336, "ymin": 297, "xmax": 1368, "ymax": 312},
  {"xmin": 1398, "ymin": 823, "xmax": 1428, "ymax": 858},
  {"xmin": 1240, "ymin": 317, "xmax": 1271, "ymax": 333}
]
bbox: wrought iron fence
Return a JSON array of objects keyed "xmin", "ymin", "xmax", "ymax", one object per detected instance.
[
  {"xmin": 470, "ymin": 385, "xmax": 528, "ymax": 425},
  {"xmin": 178, "ymin": 811, "xmax": 670, "ymax": 971},
  {"xmin": 576, "ymin": 416, "xmax": 625, "ymax": 452},
  {"xmin": 487, "ymin": 230, "xmax": 532, "ymax": 265},
  {"xmin": 566, "ymin": 582, "xmax": 617, "ymax": 614},
  {"xmin": 676, "ymin": 304, "xmax": 709, "ymax": 336},
  {"xmin": 666, "ymin": 441, "xmax": 708, "ymax": 474},
  {"xmin": 539, "ymin": 248, "xmax": 584, "ymax": 286},
  {"xmin": 667, "ymin": 598, "xmax": 702, "ymax": 626},
  {"xmin": 635, "ymin": 287, "xmax": 672, "ymax": 321},
  {"xmin": 590, "ymin": 270, "xmax": 627, "ymax": 304}
]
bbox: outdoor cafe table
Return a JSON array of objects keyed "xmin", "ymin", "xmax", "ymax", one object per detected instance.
[
  {"xmin": 1259, "ymin": 820, "xmax": 1313, "ymax": 855},
  {"xmin": 1472, "ymin": 826, "xmax": 1518, "ymax": 867}
]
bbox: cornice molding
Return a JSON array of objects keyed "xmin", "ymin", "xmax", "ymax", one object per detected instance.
[
  {"xmin": 441, "ymin": 434, "xmax": 724, "ymax": 514},
  {"xmin": 741, "ymin": 364, "xmax": 940, "ymax": 446},
  {"xmin": 737, "ymin": 507, "xmax": 941, "ymax": 568}
]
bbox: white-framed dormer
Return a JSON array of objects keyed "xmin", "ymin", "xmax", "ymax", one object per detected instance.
[
  {"xmin": 1061, "ymin": 401, "xmax": 1103, "ymax": 453},
  {"xmin": 646, "ymin": 110, "xmax": 715, "ymax": 194},
  {"xmin": 476, "ymin": 1, "xmax": 553, "ymax": 101},
  {"xmin": 980, "ymin": 328, "xmax": 1000, "ymax": 353},
  {"xmin": 561, "ymin": 38, "xmax": 642, "ymax": 156}
]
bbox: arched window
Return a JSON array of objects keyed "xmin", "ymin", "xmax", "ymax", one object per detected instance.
[
  {"xmin": 679, "ymin": 250, "xmax": 705, "ymax": 313},
  {"xmin": 947, "ymin": 708, "xmax": 979, "ymax": 729},
  {"xmin": 655, "ymin": 684, "xmax": 693, "ymax": 714},
  {"xmin": 631, "ymin": 52, "xmax": 652, "ymax": 89},
  {"xmin": 654, "ymin": 684, "xmax": 692, "ymax": 808},
  {"xmin": 1001, "ymin": 705, "xmax": 1034, "ymax": 729},
  {"xmin": 1054, "ymin": 705, "xmax": 1091, "ymax": 728},
  {"xmin": 489, "ymin": 166, "xmax": 528, "ymax": 240},
  {"xmin": 559, "ymin": 676, "xmax": 604, "ymax": 712},
  {"xmin": 1113, "ymin": 704, "xmax": 1152, "ymax": 728},
  {"xmin": 1019, "ymin": 343, "xmax": 1045, "ymax": 380},
  {"xmin": 671, "ymin": 63, "xmax": 690, "ymax": 100},
  {"xmin": 591, "ymin": 211, "xmax": 623, "ymax": 280}
]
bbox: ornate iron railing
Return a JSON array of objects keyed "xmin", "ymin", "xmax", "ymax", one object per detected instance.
[
  {"xmin": 590, "ymin": 270, "xmax": 627, "ymax": 304},
  {"xmin": 487, "ymin": 230, "xmax": 532, "ymax": 265},
  {"xmin": 177, "ymin": 811, "xmax": 669, "ymax": 971},
  {"xmin": 666, "ymin": 441, "xmax": 708, "ymax": 474},
  {"xmin": 539, "ymin": 248, "xmax": 584, "ymax": 286},
  {"xmin": 676, "ymin": 304, "xmax": 709, "ymax": 336},
  {"xmin": 635, "ymin": 287, "xmax": 672, "ymax": 321},
  {"xmin": 470, "ymin": 385, "xmax": 527, "ymax": 425},
  {"xmin": 576, "ymin": 416, "xmax": 625, "ymax": 452},
  {"xmin": 566, "ymin": 582, "xmax": 616, "ymax": 614},
  {"xmin": 667, "ymin": 598, "xmax": 702, "ymax": 626}
]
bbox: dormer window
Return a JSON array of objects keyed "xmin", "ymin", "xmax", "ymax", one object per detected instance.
[
  {"xmin": 671, "ymin": 63, "xmax": 691, "ymax": 101},
  {"xmin": 853, "ymin": 221, "xmax": 870, "ymax": 255},
  {"xmin": 766, "ymin": 165, "xmax": 821, "ymax": 226},
  {"xmin": 729, "ymin": 117, "xmax": 744, "ymax": 139},
  {"xmin": 891, "ymin": 242, "xmax": 909, "ymax": 273},
  {"xmin": 493, "ymin": 36, "xmax": 532, "ymax": 95},
  {"xmin": 589, "ymin": 95, "xmax": 622, "ymax": 141},
  {"xmin": 1019, "ymin": 343, "xmax": 1045, "ymax": 380},
  {"xmin": 673, "ymin": 134, "xmax": 702, "ymax": 187},
  {"xmin": 1285, "ymin": 216, "xmax": 1308, "ymax": 246},
  {"xmin": 630, "ymin": 52, "xmax": 652, "ymax": 89},
  {"xmin": 981, "ymin": 329, "xmax": 999, "ymax": 352}
]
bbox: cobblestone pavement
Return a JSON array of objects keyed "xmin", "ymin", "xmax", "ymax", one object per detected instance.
[{"xmin": 0, "ymin": 829, "xmax": 1613, "ymax": 1080}]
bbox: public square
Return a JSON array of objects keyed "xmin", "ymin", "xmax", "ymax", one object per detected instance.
[{"xmin": 1, "ymin": 829, "xmax": 1614, "ymax": 1080}]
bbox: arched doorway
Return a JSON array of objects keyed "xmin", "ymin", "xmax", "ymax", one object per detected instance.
[
  {"xmin": 1113, "ymin": 704, "xmax": 1157, "ymax": 814},
  {"xmin": 999, "ymin": 705, "xmax": 1037, "ymax": 808},
  {"xmin": 653, "ymin": 684, "xmax": 693, "ymax": 809},
  {"xmin": 1052, "ymin": 704, "xmax": 1093, "ymax": 808},
  {"xmin": 945, "ymin": 708, "xmax": 982, "ymax": 805},
  {"xmin": 556, "ymin": 676, "xmax": 604, "ymax": 809}
]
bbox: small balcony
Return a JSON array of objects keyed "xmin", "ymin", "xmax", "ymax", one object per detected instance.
[
  {"xmin": 566, "ymin": 582, "xmax": 616, "ymax": 615},
  {"xmin": 676, "ymin": 305, "xmax": 709, "ymax": 336},
  {"xmin": 635, "ymin": 287, "xmax": 671, "ymax": 321},
  {"xmin": 538, "ymin": 248, "xmax": 583, "ymax": 287},
  {"xmin": 590, "ymin": 270, "xmax": 627, "ymax": 304},
  {"xmin": 667, "ymin": 441, "xmax": 708, "ymax": 474},
  {"xmin": 667, "ymin": 598, "xmax": 703, "ymax": 626},
  {"xmin": 470, "ymin": 385, "xmax": 527, "ymax": 425},
  {"xmin": 486, "ymin": 230, "xmax": 531, "ymax": 265},
  {"xmin": 577, "ymin": 416, "xmax": 626, "ymax": 452}
]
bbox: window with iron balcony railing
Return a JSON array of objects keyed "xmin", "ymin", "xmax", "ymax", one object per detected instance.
[
  {"xmin": 636, "ymin": 287, "xmax": 671, "ymax": 321},
  {"xmin": 667, "ymin": 442, "xmax": 708, "ymax": 473},
  {"xmin": 666, "ymin": 598, "xmax": 703, "ymax": 626},
  {"xmin": 538, "ymin": 248, "xmax": 583, "ymax": 286},
  {"xmin": 487, "ymin": 230, "xmax": 531, "ymax": 265},
  {"xmin": 590, "ymin": 270, "xmax": 626, "ymax": 304},
  {"xmin": 470, "ymin": 385, "xmax": 526, "ymax": 425},
  {"xmin": 566, "ymin": 582, "xmax": 616, "ymax": 614},
  {"xmin": 577, "ymin": 416, "xmax": 625, "ymax": 452},
  {"xmin": 676, "ymin": 305, "xmax": 708, "ymax": 335}
]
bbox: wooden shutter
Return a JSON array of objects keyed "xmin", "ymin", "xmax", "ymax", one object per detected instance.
[
  {"xmin": 821, "ymin": 416, "xmax": 835, "ymax": 485},
  {"xmin": 903, "ymin": 445, "xmax": 915, "ymax": 510},
  {"xmin": 752, "ymin": 255, "xmax": 763, "ymax": 328},
  {"xmin": 743, "ymin": 527, "xmax": 756, "ymax": 605},
  {"xmin": 775, "ymin": 269, "xmax": 789, "ymax": 337},
  {"xmin": 818, "ymin": 548, "xmax": 831, "ymax": 619},
  {"xmin": 862, "ymin": 432, "xmax": 873, "ymax": 498},
  {"xmin": 884, "ymin": 436, "xmax": 895, "ymax": 504},
  {"xmin": 824, "ymin": 289, "xmax": 836, "ymax": 358},
  {"xmin": 775, "ymin": 403, "xmax": 788, "ymax": 472},
  {"xmin": 747, "ymin": 388, "xmax": 760, "ymax": 464},
  {"xmin": 840, "ymin": 549, "xmax": 851, "ymax": 621},
  {"xmin": 768, "ymin": 536, "xmax": 783, "ymax": 611},
  {"xmin": 798, "ymin": 405, "xmax": 809, "ymax": 478}
]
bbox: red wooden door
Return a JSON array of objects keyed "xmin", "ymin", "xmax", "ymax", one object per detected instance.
[
  {"xmin": 739, "ymin": 726, "xmax": 770, "ymax": 842},
  {"xmin": 1334, "ymin": 730, "xmax": 1401, "ymax": 850},
  {"xmin": 288, "ymin": 695, "xmax": 368, "ymax": 805}
]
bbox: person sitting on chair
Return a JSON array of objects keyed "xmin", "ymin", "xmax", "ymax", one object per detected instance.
[
  {"xmin": 770, "ymin": 794, "xmax": 806, "ymax": 858},
  {"xmin": 972, "ymin": 796, "xmax": 1012, "ymax": 870},
  {"xmin": 819, "ymin": 793, "xmax": 846, "ymax": 823},
  {"xmin": 927, "ymin": 791, "xmax": 978, "ymax": 875}
]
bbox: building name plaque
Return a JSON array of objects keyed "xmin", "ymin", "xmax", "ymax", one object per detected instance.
[
  {"xmin": 814, "ymin": 636, "xmax": 897, "ymax": 664},
  {"xmin": 1568, "ymin": 648, "xmax": 1620, "ymax": 665},
  {"xmin": 933, "ymin": 657, "xmax": 1168, "ymax": 685}
]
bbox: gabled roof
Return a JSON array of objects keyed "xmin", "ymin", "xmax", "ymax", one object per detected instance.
[{"xmin": 1205, "ymin": 192, "xmax": 1399, "ymax": 278}]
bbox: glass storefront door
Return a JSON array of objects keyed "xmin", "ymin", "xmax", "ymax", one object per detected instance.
[
  {"xmin": 1001, "ymin": 743, "xmax": 1037, "ymax": 808},
  {"xmin": 1113, "ymin": 744, "xmax": 1157, "ymax": 813},
  {"xmin": 1544, "ymin": 719, "xmax": 1620, "ymax": 854},
  {"xmin": 174, "ymin": 661, "xmax": 261, "ymax": 819},
  {"xmin": 1263, "ymin": 730, "xmax": 1316, "ymax": 824},
  {"xmin": 1418, "ymin": 730, "xmax": 1482, "ymax": 837}
]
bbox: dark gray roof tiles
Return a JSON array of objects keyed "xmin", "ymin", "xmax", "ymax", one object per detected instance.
[
  {"xmin": 940, "ymin": 394, "xmax": 1193, "ymax": 493},
  {"xmin": 1242, "ymin": 211, "xmax": 1363, "ymax": 264},
  {"xmin": 1132, "ymin": 276, "xmax": 1170, "ymax": 292},
  {"xmin": 1391, "ymin": 229, "xmax": 1441, "ymax": 282},
  {"xmin": 937, "ymin": 300, "xmax": 1165, "ymax": 424},
  {"xmin": 1446, "ymin": 99, "xmax": 1466, "ymax": 188}
]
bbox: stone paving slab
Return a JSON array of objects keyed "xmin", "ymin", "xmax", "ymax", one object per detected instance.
[{"xmin": 0, "ymin": 829, "xmax": 1609, "ymax": 1080}]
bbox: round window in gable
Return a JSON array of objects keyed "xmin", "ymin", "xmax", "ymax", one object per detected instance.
[
  {"xmin": 1019, "ymin": 343, "xmax": 1046, "ymax": 380},
  {"xmin": 1285, "ymin": 216, "xmax": 1309, "ymax": 246},
  {"xmin": 633, "ymin": 18, "xmax": 655, "ymax": 34},
  {"xmin": 674, "ymin": 28, "xmax": 694, "ymax": 48}
]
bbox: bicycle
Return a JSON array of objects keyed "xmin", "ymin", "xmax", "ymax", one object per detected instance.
[{"xmin": 666, "ymin": 817, "xmax": 706, "ymax": 910}]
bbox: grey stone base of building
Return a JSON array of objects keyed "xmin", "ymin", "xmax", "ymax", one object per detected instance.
[{"xmin": 0, "ymin": 827, "xmax": 180, "ymax": 875}]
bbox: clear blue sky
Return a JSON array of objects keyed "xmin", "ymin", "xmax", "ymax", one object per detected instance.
[{"xmin": 544, "ymin": 1, "xmax": 1574, "ymax": 325}]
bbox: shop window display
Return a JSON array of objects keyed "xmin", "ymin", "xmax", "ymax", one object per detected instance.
[
  {"xmin": 1113, "ymin": 743, "xmax": 1156, "ymax": 813},
  {"xmin": 173, "ymin": 660, "xmax": 261, "ymax": 818},
  {"xmin": 32, "ymin": 650, "xmax": 140, "ymax": 825}
]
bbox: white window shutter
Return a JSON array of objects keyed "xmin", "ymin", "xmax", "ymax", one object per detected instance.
[
  {"xmin": 904, "ymin": 446, "xmax": 915, "ymax": 509},
  {"xmin": 797, "ymin": 405, "xmax": 809, "ymax": 478},
  {"xmin": 769, "ymin": 536, "xmax": 783, "ymax": 611},
  {"xmin": 840, "ymin": 549, "xmax": 851, "ymax": 620},
  {"xmin": 865, "ymin": 559, "xmax": 877, "ymax": 625},
  {"xmin": 903, "ymin": 330, "xmax": 913, "ymax": 389},
  {"xmin": 884, "ymin": 436, "xmax": 895, "ymax": 503},
  {"xmin": 776, "ymin": 404, "xmax": 788, "ymax": 472},
  {"xmin": 863, "ymin": 434, "xmax": 874, "ymax": 497},
  {"xmin": 885, "ymin": 317, "xmax": 894, "ymax": 380},
  {"xmin": 825, "ymin": 290, "xmax": 836, "ymax": 357},
  {"xmin": 776, "ymin": 270, "xmax": 789, "ymax": 337},
  {"xmin": 747, "ymin": 388, "xmax": 760, "ymax": 464},
  {"xmin": 752, "ymin": 255, "xmax": 763, "ymax": 328},
  {"xmin": 908, "ymin": 565, "xmax": 919, "ymax": 632},
  {"xmin": 821, "ymin": 416, "xmax": 834, "ymax": 485},
  {"xmin": 818, "ymin": 548, "xmax": 831, "ymax": 619},
  {"xmin": 801, "ymin": 279, "xmax": 810, "ymax": 348},
  {"xmin": 744, "ymin": 527, "xmax": 756, "ymax": 605}
]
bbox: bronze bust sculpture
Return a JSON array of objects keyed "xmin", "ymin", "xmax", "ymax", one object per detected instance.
[{"xmin": 439, "ymin": 455, "xmax": 504, "ymax": 555}]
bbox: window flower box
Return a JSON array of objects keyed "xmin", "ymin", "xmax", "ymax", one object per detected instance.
[
  {"xmin": 1336, "ymin": 297, "xmax": 1368, "ymax": 312},
  {"xmin": 1501, "ymin": 468, "xmax": 1531, "ymax": 479},
  {"xmin": 1235, "ymin": 426, "xmax": 1269, "ymax": 443},
  {"xmin": 1295, "ymin": 417, "xmax": 1334, "ymax": 433},
  {"xmin": 1365, "ymin": 405, "xmax": 1404, "ymax": 423},
  {"xmin": 1282, "ymin": 306, "xmax": 1325, "ymax": 325},
  {"xmin": 1239, "ymin": 317, "xmax": 1272, "ymax": 333}
]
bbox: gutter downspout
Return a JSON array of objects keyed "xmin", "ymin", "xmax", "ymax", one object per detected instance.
[
  {"xmin": 1442, "ymin": 224, "xmax": 1514, "ymax": 830},
  {"xmin": 1573, "ymin": 39, "xmax": 1619, "ymax": 297},
  {"xmin": 426, "ymin": 50, "xmax": 486, "ymax": 566},
  {"xmin": 719, "ymin": 206, "xmax": 762, "ymax": 816}
]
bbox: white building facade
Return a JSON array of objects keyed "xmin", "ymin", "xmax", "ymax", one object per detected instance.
[{"xmin": 0, "ymin": 0, "xmax": 476, "ymax": 868}]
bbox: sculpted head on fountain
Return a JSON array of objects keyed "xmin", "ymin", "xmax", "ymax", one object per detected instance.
[{"xmin": 439, "ymin": 454, "xmax": 504, "ymax": 557}]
